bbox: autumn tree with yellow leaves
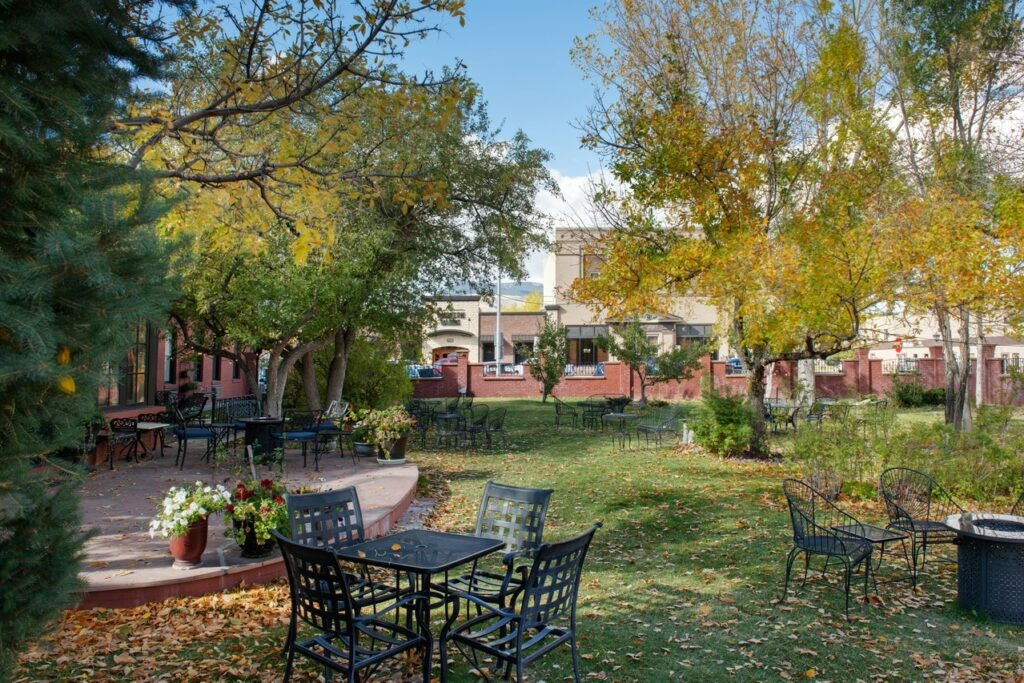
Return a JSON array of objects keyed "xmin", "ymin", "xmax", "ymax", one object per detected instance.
[{"xmin": 572, "ymin": 0, "xmax": 905, "ymax": 452}]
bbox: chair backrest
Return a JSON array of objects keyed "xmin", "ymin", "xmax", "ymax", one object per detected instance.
[
  {"xmin": 177, "ymin": 393, "xmax": 208, "ymax": 422},
  {"xmin": 286, "ymin": 487, "xmax": 365, "ymax": 549},
  {"xmin": 487, "ymin": 407, "xmax": 507, "ymax": 430},
  {"xmin": 137, "ymin": 411, "xmax": 170, "ymax": 423},
  {"xmin": 518, "ymin": 523, "xmax": 600, "ymax": 626},
  {"xmin": 459, "ymin": 396, "xmax": 475, "ymax": 412},
  {"xmin": 1011, "ymin": 491, "xmax": 1024, "ymax": 517},
  {"xmin": 783, "ymin": 478, "xmax": 856, "ymax": 548},
  {"xmin": 474, "ymin": 480, "xmax": 553, "ymax": 554},
  {"xmin": 284, "ymin": 409, "xmax": 321, "ymax": 434},
  {"xmin": 880, "ymin": 467, "xmax": 937, "ymax": 522},
  {"xmin": 468, "ymin": 404, "xmax": 489, "ymax": 426},
  {"xmin": 109, "ymin": 417, "xmax": 137, "ymax": 434},
  {"xmin": 444, "ymin": 396, "xmax": 461, "ymax": 413},
  {"xmin": 273, "ymin": 530, "xmax": 355, "ymax": 633}
]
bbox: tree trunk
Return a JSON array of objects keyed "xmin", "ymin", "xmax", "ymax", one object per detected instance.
[
  {"xmin": 939, "ymin": 307, "xmax": 972, "ymax": 432},
  {"xmin": 264, "ymin": 353, "xmax": 286, "ymax": 418},
  {"xmin": 747, "ymin": 362, "xmax": 768, "ymax": 454},
  {"xmin": 975, "ymin": 318, "xmax": 985, "ymax": 410},
  {"xmin": 299, "ymin": 351, "xmax": 322, "ymax": 411},
  {"xmin": 798, "ymin": 359, "xmax": 816, "ymax": 406},
  {"xmin": 325, "ymin": 327, "xmax": 356, "ymax": 406}
]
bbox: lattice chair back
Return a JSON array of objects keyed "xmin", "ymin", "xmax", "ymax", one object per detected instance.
[
  {"xmin": 176, "ymin": 393, "xmax": 208, "ymax": 422},
  {"xmin": 519, "ymin": 523, "xmax": 600, "ymax": 627},
  {"xmin": 474, "ymin": 481, "xmax": 553, "ymax": 555},
  {"xmin": 109, "ymin": 417, "xmax": 138, "ymax": 435},
  {"xmin": 273, "ymin": 530, "xmax": 355, "ymax": 633},
  {"xmin": 286, "ymin": 487, "xmax": 365, "ymax": 550}
]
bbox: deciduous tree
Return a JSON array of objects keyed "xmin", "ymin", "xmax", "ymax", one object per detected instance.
[
  {"xmin": 530, "ymin": 317, "xmax": 569, "ymax": 402},
  {"xmin": 601, "ymin": 321, "xmax": 704, "ymax": 405}
]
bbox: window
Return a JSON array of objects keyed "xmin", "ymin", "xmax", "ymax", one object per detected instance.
[
  {"xmin": 194, "ymin": 354, "xmax": 204, "ymax": 382},
  {"xmin": 581, "ymin": 253, "xmax": 604, "ymax": 279},
  {"xmin": 676, "ymin": 323, "xmax": 715, "ymax": 360},
  {"xmin": 481, "ymin": 342, "xmax": 495, "ymax": 362},
  {"xmin": 212, "ymin": 349, "xmax": 222, "ymax": 382},
  {"xmin": 163, "ymin": 328, "xmax": 176, "ymax": 384},
  {"xmin": 513, "ymin": 341, "xmax": 534, "ymax": 364},
  {"xmin": 98, "ymin": 323, "xmax": 151, "ymax": 408},
  {"xmin": 232, "ymin": 343, "xmax": 241, "ymax": 379}
]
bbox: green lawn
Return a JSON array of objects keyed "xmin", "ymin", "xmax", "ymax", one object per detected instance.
[{"xmin": 15, "ymin": 399, "xmax": 1024, "ymax": 682}]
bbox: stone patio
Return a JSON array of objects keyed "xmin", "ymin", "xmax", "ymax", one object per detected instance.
[{"xmin": 77, "ymin": 443, "xmax": 417, "ymax": 608}]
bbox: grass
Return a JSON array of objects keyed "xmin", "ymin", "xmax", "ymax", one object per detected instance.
[{"xmin": 14, "ymin": 399, "xmax": 1024, "ymax": 682}]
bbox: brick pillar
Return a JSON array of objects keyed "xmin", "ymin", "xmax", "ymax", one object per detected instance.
[
  {"xmin": 457, "ymin": 354, "xmax": 470, "ymax": 396},
  {"xmin": 855, "ymin": 348, "xmax": 871, "ymax": 395}
]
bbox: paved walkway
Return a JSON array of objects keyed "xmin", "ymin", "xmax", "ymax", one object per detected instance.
[{"xmin": 78, "ymin": 445, "xmax": 417, "ymax": 607}]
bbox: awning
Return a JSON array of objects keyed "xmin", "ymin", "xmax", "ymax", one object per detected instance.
[
  {"xmin": 427, "ymin": 328, "xmax": 474, "ymax": 338},
  {"xmin": 480, "ymin": 334, "xmax": 496, "ymax": 343},
  {"xmin": 511, "ymin": 335, "xmax": 535, "ymax": 342},
  {"xmin": 567, "ymin": 325, "xmax": 608, "ymax": 340}
]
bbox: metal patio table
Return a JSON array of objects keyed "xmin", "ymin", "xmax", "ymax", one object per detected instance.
[
  {"xmin": 135, "ymin": 421, "xmax": 171, "ymax": 458},
  {"xmin": 238, "ymin": 416, "xmax": 283, "ymax": 459},
  {"xmin": 603, "ymin": 412, "xmax": 639, "ymax": 449},
  {"xmin": 334, "ymin": 528, "xmax": 504, "ymax": 681},
  {"xmin": 945, "ymin": 512, "xmax": 1024, "ymax": 624},
  {"xmin": 832, "ymin": 522, "xmax": 912, "ymax": 586}
]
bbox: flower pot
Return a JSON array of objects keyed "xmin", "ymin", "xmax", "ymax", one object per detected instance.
[
  {"xmin": 234, "ymin": 517, "xmax": 276, "ymax": 558},
  {"xmin": 388, "ymin": 433, "xmax": 410, "ymax": 460},
  {"xmin": 353, "ymin": 441, "xmax": 377, "ymax": 458},
  {"xmin": 168, "ymin": 517, "xmax": 209, "ymax": 570}
]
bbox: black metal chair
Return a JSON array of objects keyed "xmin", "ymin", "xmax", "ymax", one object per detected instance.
[
  {"xmin": 1011, "ymin": 491, "xmax": 1024, "ymax": 516},
  {"xmin": 553, "ymin": 396, "xmax": 579, "ymax": 429},
  {"xmin": 441, "ymin": 481, "xmax": 554, "ymax": 611},
  {"xmin": 107, "ymin": 418, "xmax": 141, "ymax": 468},
  {"xmin": 879, "ymin": 467, "xmax": 965, "ymax": 585},
  {"xmin": 285, "ymin": 488, "xmax": 407, "ymax": 613},
  {"xmin": 482, "ymin": 406, "xmax": 508, "ymax": 449},
  {"xmin": 272, "ymin": 410, "xmax": 326, "ymax": 470},
  {"xmin": 781, "ymin": 479, "xmax": 873, "ymax": 619},
  {"xmin": 440, "ymin": 523, "xmax": 601, "ymax": 683},
  {"xmin": 172, "ymin": 398, "xmax": 216, "ymax": 470},
  {"xmin": 463, "ymin": 404, "xmax": 491, "ymax": 447},
  {"xmin": 636, "ymin": 407, "xmax": 678, "ymax": 446},
  {"xmin": 801, "ymin": 401, "xmax": 827, "ymax": 428},
  {"xmin": 435, "ymin": 413, "xmax": 464, "ymax": 449},
  {"xmin": 273, "ymin": 531, "xmax": 429, "ymax": 683}
]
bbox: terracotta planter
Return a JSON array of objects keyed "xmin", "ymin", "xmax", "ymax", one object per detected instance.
[
  {"xmin": 168, "ymin": 517, "xmax": 209, "ymax": 570},
  {"xmin": 234, "ymin": 517, "xmax": 276, "ymax": 558}
]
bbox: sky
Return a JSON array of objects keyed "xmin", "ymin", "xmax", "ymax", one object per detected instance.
[{"xmin": 403, "ymin": 1, "xmax": 610, "ymax": 282}]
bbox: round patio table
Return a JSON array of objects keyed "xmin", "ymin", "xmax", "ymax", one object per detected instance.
[
  {"xmin": 238, "ymin": 416, "xmax": 284, "ymax": 460},
  {"xmin": 945, "ymin": 512, "xmax": 1024, "ymax": 624}
]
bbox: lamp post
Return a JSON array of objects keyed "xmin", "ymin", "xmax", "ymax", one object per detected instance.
[{"xmin": 495, "ymin": 272, "xmax": 502, "ymax": 378}]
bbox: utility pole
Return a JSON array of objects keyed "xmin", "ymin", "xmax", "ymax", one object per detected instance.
[{"xmin": 495, "ymin": 273, "xmax": 503, "ymax": 377}]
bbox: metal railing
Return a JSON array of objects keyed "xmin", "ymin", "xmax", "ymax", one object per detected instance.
[
  {"xmin": 1001, "ymin": 356, "xmax": 1024, "ymax": 375},
  {"xmin": 564, "ymin": 363, "xmax": 605, "ymax": 377},
  {"xmin": 724, "ymin": 362, "xmax": 746, "ymax": 376},
  {"xmin": 813, "ymin": 359, "xmax": 845, "ymax": 375},
  {"xmin": 406, "ymin": 364, "xmax": 441, "ymax": 378},
  {"xmin": 881, "ymin": 358, "xmax": 918, "ymax": 375},
  {"xmin": 483, "ymin": 363, "xmax": 524, "ymax": 377}
]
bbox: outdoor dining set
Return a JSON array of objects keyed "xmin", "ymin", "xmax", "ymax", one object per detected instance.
[
  {"xmin": 405, "ymin": 396, "xmax": 508, "ymax": 450},
  {"xmin": 274, "ymin": 480, "xmax": 601, "ymax": 682},
  {"xmin": 782, "ymin": 467, "xmax": 1024, "ymax": 623},
  {"xmin": 552, "ymin": 394, "xmax": 690, "ymax": 449}
]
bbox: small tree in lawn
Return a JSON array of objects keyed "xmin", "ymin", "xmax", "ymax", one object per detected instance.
[
  {"xmin": 602, "ymin": 322, "xmax": 704, "ymax": 405},
  {"xmin": 530, "ymin": 317, "xmax": 568, "ymax": 403}
]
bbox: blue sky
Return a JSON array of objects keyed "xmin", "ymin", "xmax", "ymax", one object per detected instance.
[
  {"xmin": 404, "ymin": 1, "xmax": 605, "ymax": 179},
  {"xmin": 404, "ymin": 2, "xmax": 608, "ymax": 282}
]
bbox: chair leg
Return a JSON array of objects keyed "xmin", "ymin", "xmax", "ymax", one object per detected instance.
[
  {"xmin": 570, "ymin": 633, "xmax": 582, "ymax": 683},
  {"xmin": 843, "ymin": 560, "xmax": 852, "ymax": 620},
  {"xmin": 782, "ymin": 547, "xmax": 799, "ymax": 602}
]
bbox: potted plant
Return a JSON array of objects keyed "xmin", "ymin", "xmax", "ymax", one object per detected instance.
[
  {"xmin": 226, "ymin": 478, "xmax": 290, "ymax": 558},
  {"xmin": 349, "ymin": 418, "xmax": 377, "ymax": 458},
  {"xmin": 357, "ymin": 406, "xmax": 416, "ymax": 464},
  {"xmin": 149, "ymin": 481, "xmax": 231, "ymax": 569}
]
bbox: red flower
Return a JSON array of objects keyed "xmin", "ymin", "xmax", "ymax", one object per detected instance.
[
  {"xmin": 273, "ymin": 495, "xmax": 284, "ymax": 506},
  {"xmin": 260, "ymin": 479, "xmax": 273, "ymax": 490},
  {"xmin": 225, "ymin": 504, "xmax": 234, "ymax": 514}
]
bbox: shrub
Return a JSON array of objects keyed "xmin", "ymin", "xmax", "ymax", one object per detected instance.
[
  {"xmin": 888, "ymin": 374, "xmax": 924, "ymax": 407},
  {"xmin": 921, "ymin": 387, "xmax": 945, "ymax": 405},
  {"xmin": 691, "ymin": 386, "xmax": 754, "ymax": 457}
]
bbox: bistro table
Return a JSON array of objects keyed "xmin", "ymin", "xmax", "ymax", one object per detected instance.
[
  {"xmin": 832, "ymin": 522, "xmax": 911, "ymax": 586},
  {"xmin": 579, "ymin": 400, "xmax": 608, "ymax": 430},
  {"xmin": 602, "ymin": 412, "xmax": 640, "ymax": 449},
  {"xmin": 135, "ymin": 421, "xmax": 171, "ymax": 459},
  {"xmin": 238, "ymin": 416, "xmax": 284, "ymax": 460},
  {"xmin": 334, "ymin": 528, "xmax": 504, "ymax": 680},
  {"xmin": 945, "ymin": 512, "xmax": 1024, "ymax": 624}
]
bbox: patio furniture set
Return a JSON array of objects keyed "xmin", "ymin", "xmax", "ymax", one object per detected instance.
[
  {"xmin": 552, "ymin": 395, "xmax": 689, "ymax": 450},
  {"xmin": 782, "ymin": 467, "xmax": 1024, "ymax": 623},
  {"xmin": 405, "ymin": 397, "xmax": 508, "ymax": 450},
  {"xmin": 275, "ymin": 480, "xmax": 601, "ymax": 682}
]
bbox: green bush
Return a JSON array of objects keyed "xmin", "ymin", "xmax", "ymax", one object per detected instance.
[
  {"xmin": 888, "ymin": 374, "xmax": 924, "ymax": 407},
  {"xmin": 921, "ymin": 387, "xmax": 945, "ymax": 405},
  {"xmin": 691, "ymin": 386, "xmax": 754, "ymax": 457}
]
